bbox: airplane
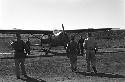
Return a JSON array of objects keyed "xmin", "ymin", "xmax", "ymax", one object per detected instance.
[
  {"xmin": 0, "ymin": 24, "xmax": 112, "ymax": 57},
  {"xmin": 0, "ymin": 24, "xmax": 112, "ymax": 48}
]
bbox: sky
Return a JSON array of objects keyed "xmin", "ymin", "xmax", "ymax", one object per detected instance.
[{"xmin": 0, "ymin": 0, "xmax": 125, "ymax": 30}]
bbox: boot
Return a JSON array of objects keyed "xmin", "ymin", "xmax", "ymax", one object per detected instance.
[
  {"xmin": 92, "ymin": 66, "xmax": 97, "ymax": 74},
  {"xmin": 16, "ymin": 76, "xmax": 21, "ymax": 79},
  {"xmin": 71, "ymin": 67, "xmax": 77, "ymax": 72},
  {"xmin": 23, "ymin": 74, "xmax": 29, "ymax": 78}
]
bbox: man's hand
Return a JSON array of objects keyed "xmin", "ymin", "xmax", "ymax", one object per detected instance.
[
  {"xmin": 10, "ymin": 40, "xmax": 14, "ymax": 45},
  {"xmin": 27, "ymin": 52, "xmax": 30, "ymax": 55},
  {"xmin": 95, "ymin": 48, "xmax": 98, "ymax": 54}
]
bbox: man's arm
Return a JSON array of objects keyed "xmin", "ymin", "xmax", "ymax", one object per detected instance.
[
  {"xmin": 76, "ymin": 42, "xmax": 80, "ymax": 54},
  {"xmin": 94, "ymin": 41, "xmax": 98, "ymax": 53},
  {"xmin": 84, "ymin": 40, "xmax": 87, "ymax": 49},
  {"xmin": 66, "ymin": 43, "xmax": 70, "ymax": 53},
  {"xmin": 66, "ymin": 43, "xmax": 71, "ymax": 58},
  {"xmin": 11, "ymin": 41, "xmax": 16, "ymax": 50},
  {"xmin": 23, "ymin": 41, "xmax": 30, "ymax": 55},
  {"xmin": 78, "ymin": 40, "xmax": 80, "ymax": 45}
]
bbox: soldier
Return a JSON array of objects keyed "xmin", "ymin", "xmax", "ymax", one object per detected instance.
[
  {"xmin": 84, "ymin": 32, "xmax": 98, "ymax": 73},
  {"xmin": 66, "ymin": 35, "xmax": 79, "ymax": 72},
  {"xmin": 11, "ymin": 33, "xmax": 30, "ymax": 79},
  {"xmin": 78, "ymin": 36, "xmax": 85, "ymax": 55}
]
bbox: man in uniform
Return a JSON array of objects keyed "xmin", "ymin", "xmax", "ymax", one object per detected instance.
[
  {"xmin": 11, "ymin": 33, "xmax": 30, "ymax": 79},
  {"xmin": 66, "ymin": 35, "xmax": 79, "ymax": 72},
  {"xmin": 78, "ymin": 36, "xmax": 85, "ymax": 55},
  {"xmin": 84, "ymin": 32, "xmax": 98, "ymax": 73}
]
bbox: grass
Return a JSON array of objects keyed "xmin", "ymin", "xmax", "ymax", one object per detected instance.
[
  {"xmin": 1, "ymin": 37, "xmax": 125, "ymax": 81},
  {"xmin": 0, "ymin": 52, "xmax": 125, "ymax": 82}
]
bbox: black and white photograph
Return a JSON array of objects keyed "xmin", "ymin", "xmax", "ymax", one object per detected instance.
[{"xmin": 0, "ymin": 0, "xmax": 125, "ymax": 82}]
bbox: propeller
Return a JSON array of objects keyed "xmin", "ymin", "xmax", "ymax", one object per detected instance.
[{"xmin": 62, "ymin": 24, "xmax": 65, "ymax": 34}]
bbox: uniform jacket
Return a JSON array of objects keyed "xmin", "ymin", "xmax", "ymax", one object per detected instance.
[
  {"xmin": 67, "ymin": 40, "xmax": 79, "ymax": 58},
  {"xmin": 84, "ymin": 37, "xmax": 97, "ymax": 50},
  {"xmin": 11, "ymin": 40, "xmax": 30, "ymax": 59}
]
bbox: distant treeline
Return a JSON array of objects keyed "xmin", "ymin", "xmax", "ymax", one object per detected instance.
[{"xmin": 94, "ymin": 30, "xmax": 125, "ymax": 40}]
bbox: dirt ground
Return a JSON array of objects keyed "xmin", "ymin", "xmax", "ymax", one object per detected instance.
[{"xmin": 0, "ymin": 52, "xmax": 125, "ymax": 82}]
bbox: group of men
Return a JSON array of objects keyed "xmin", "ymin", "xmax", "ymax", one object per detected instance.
[
  {"xmin": 11, "ymin": 32, "xmax": 98, "ymax": 80},
  {"xmin": 66, "ymin": 32, "xmax": 98, "ymax": 73}
]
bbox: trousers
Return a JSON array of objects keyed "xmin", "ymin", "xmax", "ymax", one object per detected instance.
[
  {"xmin": 85, "ymin": 50, "xmax": 96, "ymax": 71},
  {"xmin": 15, "ymin": 58, "xmax": 27, "ymax": 77},
  {"xmin": 69, "ymin": 53, "xmax": 77, "ymax": 70}
]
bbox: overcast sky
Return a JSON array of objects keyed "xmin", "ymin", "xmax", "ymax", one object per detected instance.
[{"xmin": 0, "ymin": 0, "xmax": 125, "ymax": 30}]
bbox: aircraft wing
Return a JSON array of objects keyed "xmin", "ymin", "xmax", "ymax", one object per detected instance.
[
  {"xmin": 0, "ymin": 27, "xmax": 112, "ymax": 34},
  {"xmin": 0, "ymin": 30, "xmax": 53, "ymax": 34},
  {"xmin": 62, "ymin": 28, "xmax": 112, "ymax": 33}
]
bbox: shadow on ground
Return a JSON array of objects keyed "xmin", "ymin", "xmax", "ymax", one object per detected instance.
[
  {"xmin": 76, "ymin": 72, "xmax": 125, "ymax": 78},
  {"xmin": 20, "ymin": 76, "xmax": 46, "ymax": 82}
]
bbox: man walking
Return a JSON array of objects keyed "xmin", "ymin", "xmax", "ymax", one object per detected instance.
[
  {"xmin": 84, "ymin": 33, "xmax": 98, "ymax": 73},
  {"xmin": 78, "ymin": 36, "xmax": 85, "ymax": 55},
  {"xmin": 11, "ymin": 33, "xmax": 30, "ymax": 79},
  {"xmin": 66, "ymin": 35, "xmax": 79, "ymax": 72}
]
